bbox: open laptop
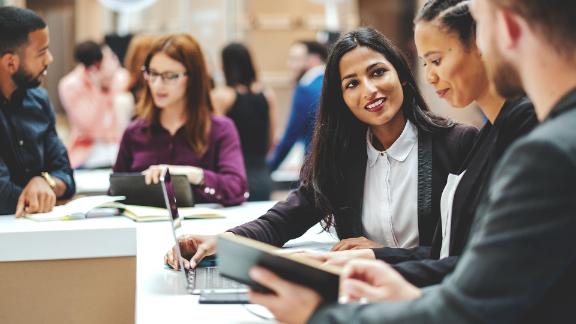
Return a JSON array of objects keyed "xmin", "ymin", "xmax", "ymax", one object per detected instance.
[{"xmin": 159, "ymin": 168, "xmax": 248, "ymax": 297}]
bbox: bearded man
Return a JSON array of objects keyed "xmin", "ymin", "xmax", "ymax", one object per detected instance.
[{"xmin": 0, "ymin": 6, "xmax": 75, "ymax": 216}]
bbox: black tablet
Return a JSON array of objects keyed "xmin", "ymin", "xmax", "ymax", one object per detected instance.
[
  {"xmin": 216, "ymin": 235, "xmax": 340, "ymax": 302},
  {"xmin": 109, "ymin": 172, "xmax": 194, "ymax": 207}
]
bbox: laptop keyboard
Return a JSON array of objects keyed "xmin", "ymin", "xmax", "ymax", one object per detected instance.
[{"xmin": 188, "ymin": 267, "xmax": 245, "ymax": 291}]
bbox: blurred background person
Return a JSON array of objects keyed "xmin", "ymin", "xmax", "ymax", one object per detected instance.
[
  {"xmin": 58, "ymin": 40, "xmax": 131, "ymax": 169},
  {"xmin": 267, "ymin": 40, "xmax": 327, "ymax": 173},
  {"xmin": 124, "ymin": 34, "xmax": 157, "ymax": 111},
  {"xmin": 211, "ymin": 42, "xmax": 277, "ymax": 201},
  {"xmin": 113, "ymin": 34, "xmax": 248, "ymax": 206}
]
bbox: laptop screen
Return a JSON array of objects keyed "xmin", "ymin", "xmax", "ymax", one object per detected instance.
[{"xmin": 160, "ymin": 168, "xmax": 186, "ymax": 272}]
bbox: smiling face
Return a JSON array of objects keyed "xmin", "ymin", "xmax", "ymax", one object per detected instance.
[
  {"xmin": 146, "ymin": 53, "xmax": 188, "ymax": 110},
  {"xmin": 13, "ymin": 27, "xmax": 53, "ymax": 89},
  {"xmin": 414, "ymin": 21, "xmax": 488, "ymax": 108},
  {"xmin": 339, "ymin": 46, "xmax": 405, "ymax": 131}
]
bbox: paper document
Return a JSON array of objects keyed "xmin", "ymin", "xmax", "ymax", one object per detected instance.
[
  {"xmin": 112, "ymin": 204, "xmax": 225, "ymax": 222},
  {"xmin": 24, "ymin": 195, "xmax": 125, "ymax": 221}
]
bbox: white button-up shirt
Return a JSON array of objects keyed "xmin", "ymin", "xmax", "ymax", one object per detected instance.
[
  {"xmin": 439, "ymin": 171, "xmax": 467, "ymax": 258},
  {"xmin": 362, "ymin": 121, "xmax": 419, "ymax": 248}
]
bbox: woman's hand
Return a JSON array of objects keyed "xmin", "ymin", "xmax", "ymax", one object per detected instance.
[
  {"xmin": 164, "ymin": 234, "xmax": 223, "ymax": 270},
  {"xmin": 339, "ymin": 259, "xmax": 422, "ymax": 303},
  {"xmin": 292, "ymin": 249, "xmax": 376, "ymax": 268},
  {"xmin": 142, "ymin": 164, "xmax": 204, "ymax": 185},
  {"xmin": 331, "ymin": 236, "xmax": 384, "ymax": 251},
  {"xmin": 249, "ymin": 266, "xmax": 323, "ymax": 324}
]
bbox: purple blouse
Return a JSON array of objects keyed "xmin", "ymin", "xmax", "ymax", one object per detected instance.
[{"xmin": 113, "ymin": 115, "xmax": 248, "ymax": 206}]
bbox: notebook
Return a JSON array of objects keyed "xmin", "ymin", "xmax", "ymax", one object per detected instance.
[
  {"xmin": 110, "ymin": 204, "xmax": 225, "ymax": 222},
  {"xmin": 24, "ymin": 195, "xmax": 125, "ymax": 221},
  {"xmin": 24, "ymin": 195, "xmax": 224, "ymax": 222},
  {"xmin": 217, "ymin": 234, "xmax": 341, "ymax": 302}
]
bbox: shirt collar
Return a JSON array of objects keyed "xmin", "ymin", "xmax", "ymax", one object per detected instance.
[
  {"xmin": 299, "ymin": 65, "xmax": 325, "ymax": 86},
  {"xmin": 366, "ymin": 120, "xmax": 418, "ymax": 167},
  {"xmin": 547, "ymin": 87, "xmax": 576, "ymax": 120}
]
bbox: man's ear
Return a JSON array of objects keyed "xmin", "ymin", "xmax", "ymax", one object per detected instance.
[
  {"xmin": 499, "ymin": 8, "xmax": 524, "ymax": 50},
  {"xmin": 0, "ymin": 53, "xmax": 21, "ymax": 74}
]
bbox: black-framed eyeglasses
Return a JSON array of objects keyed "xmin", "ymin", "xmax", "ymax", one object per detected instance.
[{"xmin": 142, "ymin": 67, "xmax": 188, "ymax": 85}]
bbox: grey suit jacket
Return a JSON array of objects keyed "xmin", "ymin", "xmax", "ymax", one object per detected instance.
[{"xmin": 310, "ymin": 89, "xmax": 576, "ymax": 324}]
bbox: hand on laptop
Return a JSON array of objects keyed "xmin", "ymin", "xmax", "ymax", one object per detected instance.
[
  {"xmin": 339, "ymin": 259, "xmax": 421, "ymax": 303},
  {"xmin": 164, "ymin": 232, "xmax": 235, "ymax": 269},
  {"xmin": 143, "ymin": 164, "xmax": 204, "ymax": 185},
  {"xmin": 331, "ymin": 236, "xmax": 384, "ymax": 251},
  {"xmin": 293, "ymin": 249, "xmax": 376, "ymax": 268}
]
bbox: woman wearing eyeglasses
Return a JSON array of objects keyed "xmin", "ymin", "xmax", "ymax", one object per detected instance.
[{"xmin": 112, "ymin": 34, "xmax": 248, "ymax": 206}]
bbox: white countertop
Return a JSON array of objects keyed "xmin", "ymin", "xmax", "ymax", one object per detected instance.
[
  {"xmin": 135, "ymin": 201, "xmax": 337, "ymax": 323},
  {"xmin": 0, "ymin": 201, "xmax": 337, "ymax": 323},
  {"xmin": 0, "ymin": 216, "xmax": 136, "ymax": 262}
]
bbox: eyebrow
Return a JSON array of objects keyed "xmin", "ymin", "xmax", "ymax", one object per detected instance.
[
  {"xmin": 422, "ymin": 51, "xmax": 442, "ymax": 59},
  {"xmin": 38, "ymin": 45, "xmax": 49, "ymax": 53},
  {"xmin": 341, "ymin": 62, "xmax": 384, "ymax": 81}
]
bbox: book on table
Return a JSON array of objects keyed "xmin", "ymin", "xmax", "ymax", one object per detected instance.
[{"xmin": 24, "ymin": 195, "xmax": 225, "ymax": 222}]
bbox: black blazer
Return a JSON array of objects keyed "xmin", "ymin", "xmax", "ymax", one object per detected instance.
[
  {"xmin": 309, "ymin": 89, "xmax": 576, "ymax": 324},
  {"xmin": 379, "ymin": 98, "xmax": 538, "ymax": 287},
  {"xmin": 228, "ymin": 124, "xmax": 477, "ymax": 248}
]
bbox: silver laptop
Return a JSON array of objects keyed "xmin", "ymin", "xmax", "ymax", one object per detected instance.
[{"xmin": 159, "ymin": 168, "xmax": 247, "ymax": 295}]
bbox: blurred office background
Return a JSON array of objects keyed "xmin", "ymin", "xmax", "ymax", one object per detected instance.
[{"xmin": 2, "ymin": 0, "xmax": 484, "ymax": 198}]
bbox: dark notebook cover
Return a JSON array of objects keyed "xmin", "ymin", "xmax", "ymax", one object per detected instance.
[
  {"xmin": 217, "ymin": 235, "xmax": 340, "ymax": 302},
  {"xmin": 109, "ymin": 173, "xmax": 194, "ymax": 208}
]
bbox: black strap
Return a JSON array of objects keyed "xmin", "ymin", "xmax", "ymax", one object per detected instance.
[{"xmin": 417, "ymin": 131, "xmax": 433, "ymax": 242}]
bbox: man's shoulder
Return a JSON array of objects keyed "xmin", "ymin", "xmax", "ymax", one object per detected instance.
[
  {"xmin": 25, "ymin": 87, "xmax": 49, "ymax": 102},
  {"xmin": 22, "ymin": 87, "xmax": 51, "ymax": 113},
  {"xmin": 493, "ymin": 108, "xmax": 576, "ymax": 186},
  {"xmin": 520, "ymin": 107, "xmax": 576, "ymax": 155}
]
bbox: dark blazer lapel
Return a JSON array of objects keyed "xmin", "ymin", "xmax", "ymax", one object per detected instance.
[
  {"xmin": 449, "ymin": 126, "xmax": 496, "ymax": 253},
  {"xmin": 417, "ymin": 131, "xmax": 433, "ymax": 243},
  {"xmin": 334, "ymin": 137, "xmax": 368, "ymax": 239},
  {"xmin": 345, "ymin": 147, "xmax": 368, "ymax": 237}
]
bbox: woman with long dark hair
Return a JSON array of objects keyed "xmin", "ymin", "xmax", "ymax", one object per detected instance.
[
  {"xmin": 113, "ymin": 34, "xmax": 248, "ymax": 206},
  {"xmin": 298, "ymin": 0, "xmax": 537, "ymax": 288},
  {"xmin": 165, "ymin": 27, "xmax": 477, "ymax": 270},
  {"xmin": 211, "ymin": 42, "xmax": 277, "ymax": 201}
]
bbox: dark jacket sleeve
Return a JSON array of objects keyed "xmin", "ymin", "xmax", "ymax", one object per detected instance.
[
  {"xmin": 371, "ymin": 246, "xmax": 431, "ymax": 264},
  {"xmin": 41, "ymin": 92, "xmax": 75, "ymax": 199},
  {"xmin": 391, "ymin": 256, "xmax": 458, "ymax": 287},
  {"xmin": 227, "ymin": 186, "xmax": 323, "ymax": 246},
  {"xmin": 310, "ymin": 133, "xmax": 576, "ymax": 324}
]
